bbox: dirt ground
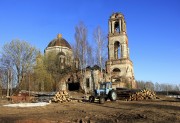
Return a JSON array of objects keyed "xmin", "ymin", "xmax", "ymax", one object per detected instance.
[{"xmin": 0, "ymin": 92, "xmax": 180, "ymax": 123}]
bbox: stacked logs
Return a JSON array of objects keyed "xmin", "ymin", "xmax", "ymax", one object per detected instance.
[
  {"xmin": 129, "ymin": 89, "xmax": 158, "ymax": 101},
  {"xmin": 51, "ymin": 90, "xmax": 71, "ymax": 103}
]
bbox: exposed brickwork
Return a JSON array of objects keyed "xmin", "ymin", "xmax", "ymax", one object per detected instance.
[{"xmin": 106, "ymin": 12, "xmax": 137, "ymax": 89}]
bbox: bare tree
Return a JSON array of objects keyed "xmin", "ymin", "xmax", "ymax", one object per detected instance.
[
  {"xmin": 0, "ymin": 69, "xmax": 3, "ymax": 96},
  {"xmin": 154, "ymin": 82, "xmax": 161, "ymax": 91},
  {"xmin": 0, "ymin": 40, "xmax": 38, "ymax": 91},
  {"xmin": 159, "ymin": 84, "xmax": 165, "ymax": 91},
  {"xmin": 74, "ymin": 22, "xmax": 88, "ymax": 92},
  {"xmin": 93, "ymin": 26, "xmax": 107, "ymax": 82},
  {"xmin": 136, "ymin": 80, "xmax": 146, "ymax": 89},
  {"xmin": 0, "ymin": 53, "xmax": 15, "ymax": 96},
  {"xmin": 145, "ymin": 81, "xmax": 154, "ymax": 91},
  {"xmin": 173, "ymin": 85, "xmax": 179, "ymax": 91},
  {"xmin": 74, "ymin": 22, "xmax": 88, "ymax": 70},
  {"xmin": 87, "ymin": 44, "xmax": 94, "ymax": 67}
]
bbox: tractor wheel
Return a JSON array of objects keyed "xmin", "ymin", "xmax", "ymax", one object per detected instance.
[
  {"xmin": 99, "ymin": 97, "xmax": 105, "ymax": 104},
  {"xmin": 89, "ymin": 96, "xmax": 95, "ymax": 103},
  {"xmin": 109, "ymin": 90, "xmax": 117, "ymax": 101}
]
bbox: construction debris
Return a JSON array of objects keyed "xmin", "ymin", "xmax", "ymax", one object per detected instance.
[
  {"xmin": 10, "ymin": 92, "xmax": 36, "ymax": 103},
  {"xmin": 51, "ymin": 90, "xmax": 71, "ymax": 103},
  {"xmin": 129, "ymin": 89, "xmax": 158, "ymax": 101}
]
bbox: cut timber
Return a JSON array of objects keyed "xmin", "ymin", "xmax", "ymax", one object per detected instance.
[
  {"xmin": 129, "ymin": 89, "xmax": 158, "ymax": 101},
  {"xmin": 116, "ymin": 88, "xmax": 159, "ymax": 101},
  {"xmin": 51, "ymin": 90, "xmax": 71, "ymax": 103}
]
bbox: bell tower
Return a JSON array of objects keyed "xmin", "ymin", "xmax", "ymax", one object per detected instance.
[{"xmin": 106, "ymin": 12, "xmax": 136, "ymax": 88}]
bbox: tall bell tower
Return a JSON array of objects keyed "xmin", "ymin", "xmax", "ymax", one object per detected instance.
[{"xmin": 106, "ymin": 12, "xmax": 136, "ymax": 88}]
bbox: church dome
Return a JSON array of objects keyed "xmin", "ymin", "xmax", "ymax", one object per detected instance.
[{"xmin": 47, "ymin": 34, "xmax": 71, "ymax": 49}]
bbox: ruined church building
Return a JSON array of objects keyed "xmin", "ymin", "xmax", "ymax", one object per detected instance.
[{"xmin": 44, "ymin": 12, "xmax": 137, "ymax": 92}]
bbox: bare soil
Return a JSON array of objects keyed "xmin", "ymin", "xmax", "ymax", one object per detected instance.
[{"xmin": 0, "ymin": 92, "xmax": 180, "ymax": 123}]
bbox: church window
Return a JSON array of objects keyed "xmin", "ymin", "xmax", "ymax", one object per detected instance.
[
  {"xmin": 86, "ymin": 78, "xmax": 90, "ymax": 88},
  {"xmin": 114, "ymin": 41, "xmax": 121, "ymax": 59},
  {"xmin": 113, "ymin": 68, "xmax": 121, "ymax": 72}
]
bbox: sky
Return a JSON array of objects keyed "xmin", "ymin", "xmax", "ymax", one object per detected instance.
[{"xmin": 0, "ymin": 0, "xmax": 180, "ymax": 85}]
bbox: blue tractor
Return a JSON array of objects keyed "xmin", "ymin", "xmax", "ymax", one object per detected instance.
[{"xmin": 89, "ymin": 82, "xmax": 117, "ymax": 104}]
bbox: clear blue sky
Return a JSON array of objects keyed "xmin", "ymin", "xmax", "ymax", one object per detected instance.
[{"xmin": 0, "ymin": 0, "xmax": 180, "ymax": 85}]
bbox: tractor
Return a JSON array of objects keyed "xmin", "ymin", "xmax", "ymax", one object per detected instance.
[{"xmin": 89, "ymin": 82, "xmax": 117, "ymax": 104}]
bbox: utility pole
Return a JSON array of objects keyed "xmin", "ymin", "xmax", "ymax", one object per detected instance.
[
  {"xmin": 28, "ymin": 71, "xmax": 30, "ymax": 96},
  {"xmin": 7, "ymin": 69, "xmax": 10, "ymax": 97},
  {"xmin": 110, "ymin": 55, "xmax": 112, "ymax": 82}
]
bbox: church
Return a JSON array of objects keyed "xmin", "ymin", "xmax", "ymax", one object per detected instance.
[
  {"xmin": 44, "ymin": 12, "xmax": 137, "ymax": 92},
  {"xmin": 44, "ymin": 34, "xmax": 75, "ymax": 69}
]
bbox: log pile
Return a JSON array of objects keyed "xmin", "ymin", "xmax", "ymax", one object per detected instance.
[
  {"xmin": 116, "ymin": 88, "xmax": 139, "ymax": 100},
  {"xmin": 51, "ymin": 90, "xmax": 71, "ymax": 103},
  {"xmin": 129, "ymin": 89, "xmax": 158, "ymax": 101}
]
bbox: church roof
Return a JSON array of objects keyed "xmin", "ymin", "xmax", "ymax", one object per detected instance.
[{"xmin": 47, "ymin": 34, "xmax": 71, "ymax": 49}]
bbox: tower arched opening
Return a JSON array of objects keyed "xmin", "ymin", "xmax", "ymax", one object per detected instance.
[
  {"xmin": 114, "ymin": 41, "xmax": 121, "ymax": 59},
  {"xmin": 112, "ymin": 68, "xmax": 121, "ymax": 81},
  {"xmin": 114, "ymin": 21, "xmax": 120, "ymax": 33},
  {"xmin": 113, "ymin": 68, "xmax": 121, "ymax": 73}
]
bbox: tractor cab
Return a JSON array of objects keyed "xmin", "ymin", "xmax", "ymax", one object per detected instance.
[
  {"xmin": 89, "ymin": 82, "xmax": 117, "ymax": 104},
  {"xmin": 98, "ymin": 82, "xmax": 112, "ymax": 95}
]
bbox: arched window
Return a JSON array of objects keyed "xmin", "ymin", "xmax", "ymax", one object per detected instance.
[
  {"xmin": 57, "ymin": 52, "xmax": 65, "ymax": 69},
  {"xmin": 114, "ymin": 41, "xmax": 121, "ymax": 59},
  {"xmin": 113, "ymin": 68, "xmax": 121, "ymax": 72},
  {"xmin": 114, "ymin": 21, "xmax": 120, "ymax": 33}
]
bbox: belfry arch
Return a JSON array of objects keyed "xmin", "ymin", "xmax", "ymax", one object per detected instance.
[
  {"xmin": 113, "ymin": 68, "xmax": 120, "ymax": 73},
  {"xmin": 114, "ymin": 21, "xmax": 120, "ymax": 33}
]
